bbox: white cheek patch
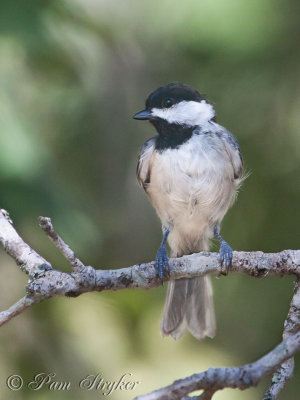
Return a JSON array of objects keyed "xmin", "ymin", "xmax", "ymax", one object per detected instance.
[{"xmin": 151, "ymin": 100, "xmax": 215, "ymax": 126}]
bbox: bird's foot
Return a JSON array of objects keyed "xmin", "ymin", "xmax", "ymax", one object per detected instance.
[
  {"xmin": 155, "ymin": 246, "xmax": 169, "ymax": 283},
  {"xmin": 219, "ymin": 241, "xmax": 233, "ymax": 275}
]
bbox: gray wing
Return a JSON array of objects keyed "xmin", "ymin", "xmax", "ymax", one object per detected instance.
[
  {"xmin": 216, "ymin": 128, "xmax": 243, "ymax": 180},
  {"xmin": 136, "ymin": 136, "xmax": 157, "ymax": 191}
]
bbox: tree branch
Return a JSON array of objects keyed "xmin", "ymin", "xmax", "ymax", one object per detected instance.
[
  {"xmin": 0, "ymin": 208, "xmax": 299, "ymax": 317},
  {"xmin": 263, "ymin": 277, "xmax": 300, "ymax": 399},
  {"xmin": 0, "ymin": 210, "xmax": 49, "ymax": 275},
  {"xmin": 134, "ymin": 331, "xmax": 300, "ymax": 400},
  {"xmin": 38, "ymin": 216, "xmax": 85, "ymax": 273},
  {"xmin": 0, "ymin": 296, "xmax": 38, "ymax": 327}
]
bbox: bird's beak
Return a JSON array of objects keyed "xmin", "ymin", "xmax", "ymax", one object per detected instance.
[{"xmin": 132, "ymin": 109, "xmax": 151, "ymax": 120}]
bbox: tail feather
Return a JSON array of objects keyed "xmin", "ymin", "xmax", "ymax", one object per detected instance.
[
  {"xmin": 160, "ymin": 278, "xmax": 189, "ymax": 339},
  {"xmin": 160, "ymin": 230, "xmax": 216, "ymax": 340},
  {"xmin": 161, "ymin": 276, "xmax": 216, "ymax": 340},
  {"xmin": 186, "ymin": 275, "xmax": 216, "ymax": 339}
]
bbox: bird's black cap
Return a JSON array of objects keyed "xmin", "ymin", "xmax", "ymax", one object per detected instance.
[
  {"xmin": 133, "ymin": 83, "xmax": 207, "ymax": 120},
  {"xmin": 146, "ymin": 83, "xmax": 205, "ymax": 109}
]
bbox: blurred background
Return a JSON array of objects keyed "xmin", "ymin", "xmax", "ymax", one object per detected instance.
[{"xmin": 0, "ymin": 0, "xmax": 299, "ymax": 399}]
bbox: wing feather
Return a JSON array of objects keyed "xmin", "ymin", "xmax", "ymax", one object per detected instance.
[
  {"xmin": 136, "ymin": 136, "xmax": 157, "ymax": 191},
  {"xmin": 216, "ymin": 129, "xmax": 243, "ymax": 180}
]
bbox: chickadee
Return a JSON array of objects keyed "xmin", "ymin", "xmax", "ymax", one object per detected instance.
[{"xmin": 133, "ymin": 83, "xmax": 244, "ymax": 340}]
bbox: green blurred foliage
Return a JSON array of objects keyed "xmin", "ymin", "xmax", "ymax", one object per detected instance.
[{"xmin": 0, "ymin": 0, "xmax": 299, "ymax": 399}]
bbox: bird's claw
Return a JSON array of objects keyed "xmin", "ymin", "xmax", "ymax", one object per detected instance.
[
  {"xmin": 219, "ymin": 241, "xmax": 232, "ymax": 275},
  {"xmin": 155, "ymin": 246, "xmax": 169, "ymax": 283}
]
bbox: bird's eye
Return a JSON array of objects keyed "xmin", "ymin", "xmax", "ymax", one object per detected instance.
[{"xmin": 164, "ymin": 98, "xmax": 173, "ymax": 108}]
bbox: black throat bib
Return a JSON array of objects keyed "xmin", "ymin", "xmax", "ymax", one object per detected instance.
[{"xmin": 151, "ymin": 119, "xmax": 195, "ymax": 151}]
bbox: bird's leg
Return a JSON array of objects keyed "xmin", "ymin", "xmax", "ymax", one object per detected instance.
[
  {"xmin": 155, "ymin": 226, "xmax": 170, "ymax": 283},
  {"xmin": 213, "ymin": 225, "xmax": 233, "ymax": 275}
]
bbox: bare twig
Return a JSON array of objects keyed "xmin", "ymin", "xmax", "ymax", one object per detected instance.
[
  {"xmin": 134, "ymin": 331, "xmax": 300, "ymax": 400},
  {"xmin": 0, "ymin": 296, "xmax": 38, "ymax": 327},
  {"xmin": 38, "ymin": 216, "xmax": 85, "ymax": 273},
  {"xmin": 263, "ymin": 277, "xmax": 300, "ymax": 399},
  {"xmin": 0, "ymin": 210, "xmax": 49, "ymax": 275},
  {"xmin": 198, "ymin": 389, "xmax": 216, "ymax": 400}
]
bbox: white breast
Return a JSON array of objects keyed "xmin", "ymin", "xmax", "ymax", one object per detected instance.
[{"xmin": 147, "ymin": 132, "xmax": 238, "ymax": 255}]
